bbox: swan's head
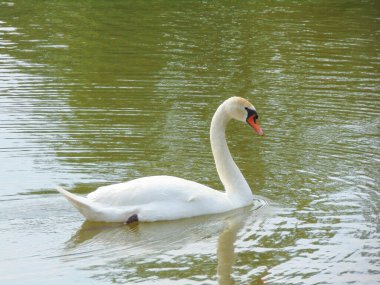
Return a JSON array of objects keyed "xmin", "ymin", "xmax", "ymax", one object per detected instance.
[{"xmin": 225, "ymin": 97, "xmax": 264, "ymax": 136}]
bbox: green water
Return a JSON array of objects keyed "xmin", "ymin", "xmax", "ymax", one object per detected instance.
[{"xmin": 0, "ymin": 1, "xmax": 379, "ymax": 284}]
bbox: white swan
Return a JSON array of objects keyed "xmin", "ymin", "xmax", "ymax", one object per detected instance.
[{"xmin": 57, "ymin": 97, "xmax": 264, "ymax": 223}]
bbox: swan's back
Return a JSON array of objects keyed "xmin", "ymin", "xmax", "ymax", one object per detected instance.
[{"xmin": 87, "ymin": 175, "xmax": 227, "ymax": 207}]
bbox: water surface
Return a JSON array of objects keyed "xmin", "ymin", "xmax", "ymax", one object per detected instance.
[{"xmin": 0, "ymin": 1, "xmax": 379, "ymax": 284}]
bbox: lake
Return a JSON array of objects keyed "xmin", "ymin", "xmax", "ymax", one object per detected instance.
[{"xmin": 0, "ymin": 0, "xmax": 379, "ymax": 284}]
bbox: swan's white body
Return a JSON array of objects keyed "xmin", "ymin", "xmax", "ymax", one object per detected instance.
[{"xmin": 57, "ymin": 97, "xmax": 263, "ymax": 222}]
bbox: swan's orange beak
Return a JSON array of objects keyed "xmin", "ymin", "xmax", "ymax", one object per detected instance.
[{"xmin": 247, "ymin": 116, "xmax": 264, "ymax": 136}]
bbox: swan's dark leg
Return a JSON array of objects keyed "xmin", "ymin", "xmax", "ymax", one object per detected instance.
[{"xmin": 125, "ymin": 214, "xmax": 138, "ymax": 225}]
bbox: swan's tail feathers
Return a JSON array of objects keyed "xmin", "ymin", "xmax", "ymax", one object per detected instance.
[{"xmin": 56, "ymin": 187, "xmax": 104, "ymax": 221}]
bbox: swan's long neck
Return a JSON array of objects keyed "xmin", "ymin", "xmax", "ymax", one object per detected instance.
[{"xmin": 210, "ymin": 102, "xmax": 253, "ymax": 206}]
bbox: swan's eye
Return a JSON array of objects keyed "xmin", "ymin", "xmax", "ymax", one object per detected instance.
[{"xmin": 245, "ymin": 107, "xmax": 258, "ymax": 122}]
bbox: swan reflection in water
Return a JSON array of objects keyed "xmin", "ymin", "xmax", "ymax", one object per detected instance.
[{"xmin": 64, "ymin": 200, "xmax": 269, "ymax": 284}]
